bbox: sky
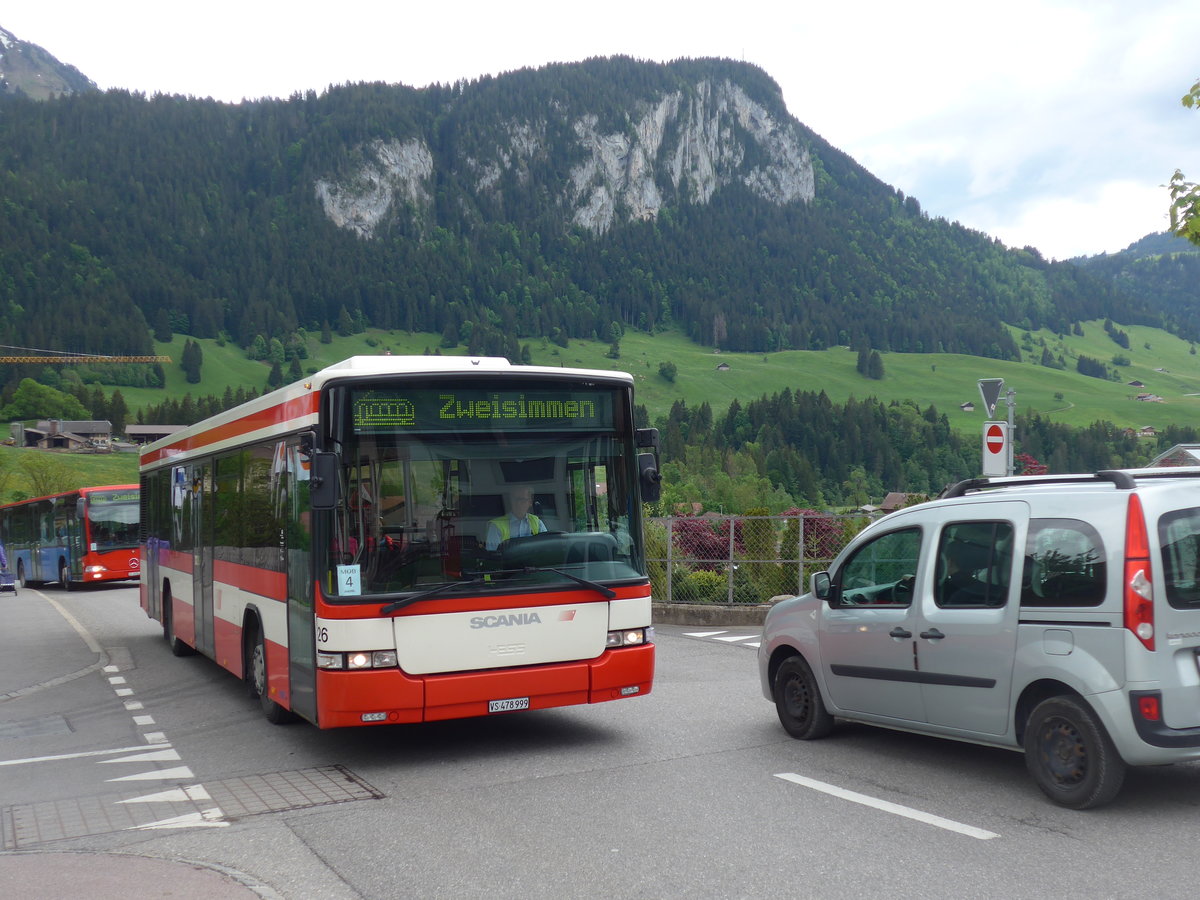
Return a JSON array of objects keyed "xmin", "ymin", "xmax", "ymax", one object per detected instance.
[{"xmin": 4, "ymin": 0, "xmax": 1198, "ymax": 260}]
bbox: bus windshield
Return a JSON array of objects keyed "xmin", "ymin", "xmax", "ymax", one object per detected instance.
[
  {"xmin": 323, "ymin": 380, "xmax": 644, "ymax": 600},
  {"xmin": 86, "ymin": 489, "xmax": 140, "ymax": 551}
]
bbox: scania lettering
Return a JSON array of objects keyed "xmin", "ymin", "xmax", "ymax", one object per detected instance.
[
  {"xmin": 139, "ymin": 356, "xmax": 661, "ymax": 727},
  {"xmin": 471, "ymin": 613, "xmax": 543, "ymax": 628}
]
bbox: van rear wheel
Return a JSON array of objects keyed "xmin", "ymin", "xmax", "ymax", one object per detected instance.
[{"xmin": 1024, "ymin": 696, "xmax": 1125, "ymax": 809}]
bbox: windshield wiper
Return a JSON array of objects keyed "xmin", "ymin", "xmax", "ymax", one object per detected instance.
[
  {"xmin": 518, "ymin": 566, "xmax": 616, "ymax": 599},
  {"xmin": 379, "ymin": 576, "xmax": 488, "ymax": 615},
  {"xmin": 379, "ymin": 565, "xmax": 618, "ymax": 616}
]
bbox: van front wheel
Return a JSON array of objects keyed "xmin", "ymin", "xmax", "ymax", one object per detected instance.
[
  {"xmin": 773, "ymin": 655, "xmax": 834, "ymax": 740},
  {"xmin": 1024, "ymin": 696, "xmax": 1126, "ymax": 809}
]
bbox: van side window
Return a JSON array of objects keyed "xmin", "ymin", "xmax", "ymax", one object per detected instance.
[
  {"xmin": 1158, "ymin": 509, "xmax": 1200, "ymax": 609},
  {"xmin": 935, "ymin": 521, "xmax": 1013, "ymax": 607},
  {"xmin": 836, "ymin": 528, "xmax": 920, "ymax": 607},
  {"xmin": 1020, "ymin": 519, "xmax": 1106, "ymax": 607}
]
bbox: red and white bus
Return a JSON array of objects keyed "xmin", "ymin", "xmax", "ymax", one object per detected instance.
[
  {"xmin": 139, "ymin": 356, "xmax": 661, "ymax": 727},
  {"xmin": 0, "ymin": 484, "xmax": 141, "ymax": 589}
]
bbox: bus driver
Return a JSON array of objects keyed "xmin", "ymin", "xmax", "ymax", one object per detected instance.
[{"xmin": 486, "ymin": 487, "xmax": 544, "ymax": 550}]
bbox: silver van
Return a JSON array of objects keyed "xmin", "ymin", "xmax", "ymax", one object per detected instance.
[{"xmin": 758, "ymin": 468, "xmax": 1200, "ymax": 808}]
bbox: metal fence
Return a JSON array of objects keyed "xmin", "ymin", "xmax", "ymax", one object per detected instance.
[{"xmin": 645, "ymin": 513, "xmax": 869, "ymax": 605}]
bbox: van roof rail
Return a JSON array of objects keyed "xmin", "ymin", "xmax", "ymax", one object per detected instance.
[{"xmin": 940, "ymin": 470, "xmax": 1137, "ymax": 499}]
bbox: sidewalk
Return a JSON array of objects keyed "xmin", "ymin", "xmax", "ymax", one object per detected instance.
[
  {"xmin": 0, "ymin": 851, "xmax": 275, "ymax": 899},
  {"xmin": 0, "ymin": 592, "xmax": 277, "ymax": 899}
]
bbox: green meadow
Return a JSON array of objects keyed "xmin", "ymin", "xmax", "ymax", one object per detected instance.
[{"xmin": 116, "ymin": 319, "xmax": 1200, "ymax": 437}]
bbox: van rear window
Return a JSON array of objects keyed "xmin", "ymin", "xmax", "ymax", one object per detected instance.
[
  {"xmin": 1158, "ymin": 509, "xmax": 1200, "ymax": 609},
  {"xmin": 1020, "ymin": 519, "xmax": 1106, "ymax": 608}
]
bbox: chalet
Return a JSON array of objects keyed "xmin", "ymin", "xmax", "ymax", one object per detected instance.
[
  {"xmin": 126, "ymin": 424, "xmax": 186, "ymax": 445},
  {"xmin": 716, "ymin": 362, "xmax": 731, "ymax": 372},
  {"xmin": 959, "ymin": 401, "xmax": 975, "ymax": 412}
]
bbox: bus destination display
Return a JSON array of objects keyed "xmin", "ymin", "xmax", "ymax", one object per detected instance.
[{"xmin": 351, "ymin": 388, "xmax": 615, "ymax": 434}]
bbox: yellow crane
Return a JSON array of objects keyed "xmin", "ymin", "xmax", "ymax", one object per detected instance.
[{"xmin": 0, "ymin": 345, "xmax": 171, "ymax": 364}]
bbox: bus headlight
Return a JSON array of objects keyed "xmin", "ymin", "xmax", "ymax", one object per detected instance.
[
  {"xmin": 607, "ymin": 628, "xmax": 651, "ymax": 647},
  {"xmin": 317, "ymin": 650, "xmax": 398, "ymax": 670}
]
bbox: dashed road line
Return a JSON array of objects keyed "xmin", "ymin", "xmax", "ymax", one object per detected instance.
[
  {"xmin": 683, "ymin": 629, "xmax": 761, "ymax": 648},
  {"xmin": 775, "ymin": 772, "xmax": 1000, "ymax": 840}
]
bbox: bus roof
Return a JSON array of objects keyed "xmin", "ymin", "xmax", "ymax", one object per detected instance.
[{"xmin": 140, "ymin": 355, "xmax": 636, "ymax": 470}]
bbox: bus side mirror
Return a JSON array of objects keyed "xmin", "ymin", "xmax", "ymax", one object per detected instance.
[
  {"xmin": 639, "ymin": 452, "xmax": 662, "ymax": 504},
  {"xmin": 310, "ymin": 452, "xmax": 339, "ymax": 510}
]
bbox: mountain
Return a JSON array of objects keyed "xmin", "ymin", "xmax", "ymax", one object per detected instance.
[
  {"xmin": 0, "ymin": 27, "xmax": 96, "ymax": 101},
  {"xmin": 0, "ymin": 52, "xmax": 1170, "ymax": 389},
  {"xmin": 1073, "ymin": 232, "xmax": 1200, "ymax": 342}
]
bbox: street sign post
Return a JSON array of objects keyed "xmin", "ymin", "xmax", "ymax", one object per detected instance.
[
  {"xmin": 978, "ymin": 378, "xmax": 1004, "ymax": 418},
  {"xmin": 982, "ymin": 421, "xmax": 1009, "ymax": 477},
  {"xmin": 978, "ymin": 378, "xmax": 1015, "ymax": 476}
]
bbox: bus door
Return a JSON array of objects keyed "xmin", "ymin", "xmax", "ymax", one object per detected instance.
[
  {"xmin": 192, "ymin": 463, "xmax": 215, "ymax": 656},
  {"xmin": 34, "ymin": 498, "xmax": 63, "ymax": 582},
  {"xmin": 283, "ymin": 438, "xmax": 316, "ymax": 722}
]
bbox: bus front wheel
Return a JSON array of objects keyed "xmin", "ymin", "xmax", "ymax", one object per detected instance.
[
  {"xmin": 248, "ymin": 624, "xmax": 296, "ymax": 725},
  {"xmin": 59, "ymin": 561, "xmax": 72, "ymax": 591},
  {"xmin": 16, "ymin": 561, "xmax": 26, "ymax": 590}
]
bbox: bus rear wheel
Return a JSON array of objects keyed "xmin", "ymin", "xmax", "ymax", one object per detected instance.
[
  {"xmin": 248, "ymin": 624, "xmax": 296, "ymax": 725},
  {"xmin": 163, "ymin": 587, "xmax": 195, "ymax": 657},
  {"xmin": 16, "ymin": 561, "xmax": 26, "ymax": 590}
]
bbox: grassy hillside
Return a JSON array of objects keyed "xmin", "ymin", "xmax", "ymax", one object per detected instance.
[
  {"xmin": 0, "ymin": 444, "xmax": 138, "ymax": 504},
  {"xmin": 20, "ymin": 319, "xmax": 1199, "ymax": 504},
  {"xmin": 117, "ymin": 320, "xmax": 1200, "ymax": 437}
]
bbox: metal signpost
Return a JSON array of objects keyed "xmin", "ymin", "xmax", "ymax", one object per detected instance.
[{"xmin": 978, "ymin": 378, "xmax": 1015, "ymax": 476}]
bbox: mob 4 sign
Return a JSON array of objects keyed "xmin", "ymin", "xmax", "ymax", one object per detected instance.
[{"xmin": 982, "ymin": 421, "xmax": 1009, "ymax": 476}]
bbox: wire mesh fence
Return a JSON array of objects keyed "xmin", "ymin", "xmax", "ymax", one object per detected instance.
[{"xmin": 645, "ymin": 513, "xmax": 869, "ymax": 605}]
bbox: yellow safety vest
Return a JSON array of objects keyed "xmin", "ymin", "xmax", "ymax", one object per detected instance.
[{"xmin": 491, "ymin": 514, "xmax": 543, "ymax": 541}]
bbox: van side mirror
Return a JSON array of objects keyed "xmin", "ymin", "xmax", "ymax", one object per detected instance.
[
  {"xmin": 811, "ymin": 571, "xmax": 831, "ymax": 601},
  {"xmin": 310, "ymin": 452, "xmax": 339, "ymax": 510}
]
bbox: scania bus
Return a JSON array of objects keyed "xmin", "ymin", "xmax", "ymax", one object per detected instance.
[
  {"xmin": 138, "ymin": 356, "xmax": 661, "ymax": 727},
  {"xmin": 0, "ymin": 484, "xmax": 141, "ymax": 589}
]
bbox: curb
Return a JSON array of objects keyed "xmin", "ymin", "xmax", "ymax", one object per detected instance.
[{"xmin": 652, "ymin": 597, "xmax": 788, "ymax": 627}]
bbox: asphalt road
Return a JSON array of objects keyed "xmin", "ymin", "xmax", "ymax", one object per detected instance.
[{"xmin": 3, "ymin": 585, "xmax": 1200, "ymax": 899}]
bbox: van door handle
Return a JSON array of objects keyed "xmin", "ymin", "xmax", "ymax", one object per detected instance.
[
  {"xmin": 920, "ymin": 628, "xmax": 945, "ymax": 640},
  {"xmin": 889, "ymin": 627, "xmax": 912, "ymax": 639}
]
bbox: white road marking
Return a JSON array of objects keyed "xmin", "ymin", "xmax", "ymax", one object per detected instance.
[
  {"xmin": 98, "ymin": 749, "xmax": 181, "ymax": 764},
  {"xmin": 106, "ymin": 765, "xmax": 195, "ymax": 782},
  {"xmin": 775, "ymin": 773, "xmax": 1000, "ymax": 840},
  {"xmin": 683, "ymin": 631, "xmax": 729, "ymax": 637},
  {"xmin": 118, "ymin": 785, "xmax": 212, "ymax": 804},
  {"xmin": 713, "ymin": 634, "xmax": 758, "ymax": 642},
  {"xmin": 128, "ymin": 808, "xmax": 228, "ymax": 830},
  {"xmin": 0, "ymin": 745, "xmax": 168, "ymax": 767}
]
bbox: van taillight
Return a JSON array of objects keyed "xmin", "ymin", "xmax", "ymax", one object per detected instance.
[
  {"xmin": 1137, "ymin": 694, "xmax": 1161, "ymax": 721},
  {"xmin": 1123, "ymin": 492, "xmax": 1155, "ymax": 651}
]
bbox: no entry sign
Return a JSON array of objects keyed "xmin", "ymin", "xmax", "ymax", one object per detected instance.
[{"xmin": 982, "ymin": 421, "xmax": 1008, "ymax": 476}]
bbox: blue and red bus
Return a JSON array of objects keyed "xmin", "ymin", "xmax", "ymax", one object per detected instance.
[{"xmin": 0, "ymin": 484, "xmax": 141, "ymax": 589}]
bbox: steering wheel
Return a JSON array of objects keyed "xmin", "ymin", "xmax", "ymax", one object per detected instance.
[{"xmin": 890, "ymin": 574, "xmax": 915, "ymax": 602}]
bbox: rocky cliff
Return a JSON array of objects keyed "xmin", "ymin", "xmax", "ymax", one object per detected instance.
[
  {"xmin": 315, "ymin": 78, "xmax": 815, "ymax": 239},
  {"xmin": 0, "ymin": 27, "xmax": 96, "ymax": 101}
]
